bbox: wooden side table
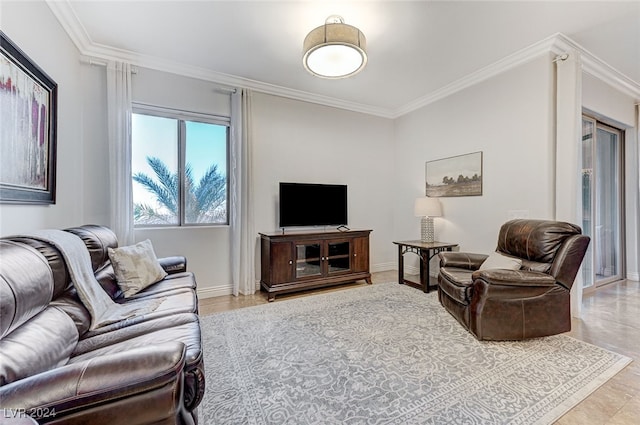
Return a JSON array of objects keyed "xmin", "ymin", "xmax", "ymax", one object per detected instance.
[{"xmin": 392, "ymin": 240, "xmax": 458, "ymax": 293}]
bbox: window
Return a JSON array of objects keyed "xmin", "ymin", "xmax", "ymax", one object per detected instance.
[{"xmin": 132, "ymin": 106, "xmax": 229, "ymax": 226}]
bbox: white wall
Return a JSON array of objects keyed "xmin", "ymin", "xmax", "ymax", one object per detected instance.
[
  {"xmin": 393, "ymin": 55, "xmax": 555, "ymax": 265},
  {"xmin": 252, "ymin": 93, "xmax": 397, "ymax": 272},
  {"xmin": 136, "ymin": 225, "xmax": 231, "ymax": 297},
  {"xmin": 81, "ymin": 64, "xmax": 110, "ymax": 225},
  {"xmin": 0, "ymin": 1, "xmax": 84, "ymax": 235}
]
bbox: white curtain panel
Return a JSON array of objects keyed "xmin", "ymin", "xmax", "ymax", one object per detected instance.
[
  {"xmin": 106, "ymin": 61, "xmax": 134, "ymax": 246},
  {"xmin": 554, "ymin": 51, "xmax": 583, "ymax": 318},
  {"xmin": 230, "ymin": 89, "xmax": 256, "ymax": 296}
]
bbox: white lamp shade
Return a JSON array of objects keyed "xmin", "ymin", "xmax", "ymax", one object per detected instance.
[{"xmin": 414, "ymin": 197, "xmax": 442, "ymax": 217}]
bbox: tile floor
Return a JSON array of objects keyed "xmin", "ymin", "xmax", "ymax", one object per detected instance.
[{"xmin": 198, "ymin": 271, "xmax": 640, "ymax": 424}]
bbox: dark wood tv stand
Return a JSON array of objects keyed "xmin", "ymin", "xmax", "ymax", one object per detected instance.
[{"xmin": 260, "ymin": 229, "xmax": 372, "ymax": 301}]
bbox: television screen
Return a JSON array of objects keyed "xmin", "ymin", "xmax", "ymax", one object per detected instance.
[{"xmin": 279, "ymin": 183, "xmax": 347, "ymax": 228}]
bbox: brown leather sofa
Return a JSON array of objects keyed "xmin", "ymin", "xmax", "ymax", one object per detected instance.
[
  {"xmin": 0, "ymin": 225, "xmax": 204, "ymax": 424},
  {"xmin": 437, "ymin": 219, "xmax": 590, "ymax": 341}
]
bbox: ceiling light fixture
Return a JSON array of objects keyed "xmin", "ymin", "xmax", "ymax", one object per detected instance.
[{"xmin": 302, "ymin": 15, "xmax": 367, "ymax": 79}]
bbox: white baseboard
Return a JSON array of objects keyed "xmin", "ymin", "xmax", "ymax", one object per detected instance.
[
  {"xmin": 394, "ymin": 265, "xmax": 440, "ymax": 278},
  {"xmin": 197, "ymin": 285, "xmax": 233, "ymax": 299},
  {"xmin": 370, "ymin": 262, "xmax": 442, "ymax": 278},
  {"xmin": 197, "ymin": 280, "xmax": 262, "ymax": 299},
  {"xmin": 371, "ymin": 262, "xmax": 396, "ymax": 273},
  {"xmin": 627, "ymin": 272, "xmax": 640, "ymax": 282}
]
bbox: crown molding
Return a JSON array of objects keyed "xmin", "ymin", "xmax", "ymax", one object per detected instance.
[
  {"xmin": 47, "ymin": 1, "xmax": 639, "ymax": 119},
  {"xmin": 46, "ymin": 0, "xmax": 93, "ymax": 52},
  {"xmin": 550, "ymin": 33, "xmax": 640, "ymax": 100},
  {"xmin": 394, "ymin": 33, "xmax": 640, "ymax": 118},
  {"xmin": 391, "ymin": 35, "xmax": 561, "ymax": 118},
  {"xmin": 79, "ymin": 38, "xmax": 394, "ymax": 117}
]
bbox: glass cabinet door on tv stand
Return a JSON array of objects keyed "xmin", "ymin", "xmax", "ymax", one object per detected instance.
[
  {"xmin": 295, "ymin": 243, "xmax": 322, "ymax": 278},
  {"xmin": 295, "ymin": 240, "xmax": 351, "ymax": 279},
  {"xmin": 326, "ymin": 240, "xmax": 351, "ymax": 274}
]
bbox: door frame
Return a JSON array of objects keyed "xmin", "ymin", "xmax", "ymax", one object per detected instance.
[{"xmin": 581, "ymin": 114, "xmax": 626, "ymax": 294}]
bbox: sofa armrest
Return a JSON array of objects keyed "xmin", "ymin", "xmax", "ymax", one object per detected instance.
[
  {"xmin": 159, "ymin": 256, "xmax": 187, "ymax": 274},
  {"xmin": 439, "ymin": 252, "xmax": 488, "ymax": 270},
  {"xmin": 0, "ymin": 342, "xmax": 186, "ymax": 424},
  {"xmin": 472, "ymin": 269, "xmax": 557, "ymax": 287}
]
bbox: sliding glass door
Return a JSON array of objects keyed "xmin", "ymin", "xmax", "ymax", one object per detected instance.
[{"xmin": 581, "ymin": 116, "xmax": 624, "ymax": 290}]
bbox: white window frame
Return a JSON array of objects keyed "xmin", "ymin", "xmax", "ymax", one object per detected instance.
[{"xmin": 132, "ymin": 103, "xmax": 231, "ymax": 228}]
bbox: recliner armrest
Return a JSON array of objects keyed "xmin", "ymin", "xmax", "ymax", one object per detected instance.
[
  {"xmin": 0, "ymin": 342, "xmax": 186, "ymax": 423},
  {"xmin": 439, "ymin": 252, "xmax": 488, "ymax": 270},
  {"xmin": 159, "ymin": 256, "xmax": 187, "ymax": 274},
  {"xmin": 472, "ymin": 269, "xmax": 557, "ymax": 287}
]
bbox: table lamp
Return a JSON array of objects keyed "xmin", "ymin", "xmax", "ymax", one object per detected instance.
[{"xmin": 414, "ymin": 197, "xmax": 442, "ymax": 242}]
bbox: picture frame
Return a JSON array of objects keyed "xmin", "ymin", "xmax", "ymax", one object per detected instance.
[
  {"xmin": 1, "ymin": 31, "xmax": 57, "ymax": 204},
  {"xmin": 426, "ymin": 151, "xmax": 483, "ymax": 197}
]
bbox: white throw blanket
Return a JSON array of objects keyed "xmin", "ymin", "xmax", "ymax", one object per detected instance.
[{"xmin": 24, "ymin": 229, "xmax": 163, "ymax": 330}]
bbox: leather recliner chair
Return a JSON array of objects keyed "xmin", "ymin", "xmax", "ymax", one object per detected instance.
[{"xmin": 437, "ymin": 219, "xmax": 590, "ymax": 341}]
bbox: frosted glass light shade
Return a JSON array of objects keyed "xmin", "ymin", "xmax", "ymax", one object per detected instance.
[{"xmin": 303, "ymin": 16, "xmax": 367, "ymax": 79}]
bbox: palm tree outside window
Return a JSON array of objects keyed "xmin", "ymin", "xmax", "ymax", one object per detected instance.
[{"xmin": 131, "ymin": 108, "xmax": 229, "ymax": 226}]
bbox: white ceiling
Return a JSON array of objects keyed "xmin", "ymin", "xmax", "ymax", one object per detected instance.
[{"xmin": 49, "ymin": 1, "xmax": 640, "ymax": 117}]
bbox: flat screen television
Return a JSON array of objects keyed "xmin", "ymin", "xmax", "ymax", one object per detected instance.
[{"xmin": 279, "ymin": 182, "xmax": 347, "ymax": 228}]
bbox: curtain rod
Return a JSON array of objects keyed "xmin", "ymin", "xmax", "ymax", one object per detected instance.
[
  {"xmin": 214, "ymin": 86, "xmax": 237, "ymax": 94},
  {"xmin": 79, "ymin": 56, "xmax": 107, "ymax": 67},
  {"xmin": 79, "ymin": 57, "xmax": 139, "ymax": 74}
]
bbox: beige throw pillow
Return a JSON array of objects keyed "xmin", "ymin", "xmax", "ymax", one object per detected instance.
[
  {"xmin": 108, "ymin": 239, "xmax": 168, "ymax": 298},
  {"xmin": 479, "ymin": 252, "xmax": 522, "ymax": 271}
]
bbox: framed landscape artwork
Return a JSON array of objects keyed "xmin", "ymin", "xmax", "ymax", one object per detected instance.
[
  {"xmin": 426, "ymin": 151, "xmax": 482, "ymax": 197},
  {"xmin": 1, "ymin": 31, "xmax": 57, "ymax": 204}
]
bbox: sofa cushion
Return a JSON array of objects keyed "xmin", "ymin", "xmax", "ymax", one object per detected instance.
[
  {"xmin": 65, "ymin": 225, "xmax": 118, "ymax": 272},
  {"xmin": 50, "ymin": 289, "xmax": 92, "ymax": 336},
  {"xmin": 6, "ymin": 238, "xmax": 71, "ymax": 298},
  {"xmin": 123, "ymin": 272, "xmax": 197, "ymax": 299},
  {"xmin": 479, "ymin": 252, "xmax": 522, "ymax": 271},
  {"xmin": 108, "ymin": 240, "xmax": 168, "ymax": 297},
  {"xmin": 0, "ymin": 307, "xmax": 78, "ymax": 385},
  {"xmin": 71, "ymin": 313, "xmax": 201, "ymax": 368},
  {"xmin": 0, "ymin": 241, "xmax": 54, "ymax": 338},
  {"xmin": 80, "ymin": 287, "xmax": 198, "ymax": 339},
  {"xmin": 94, "ymin": 263, "xmax": 122, "ymax": 299}
]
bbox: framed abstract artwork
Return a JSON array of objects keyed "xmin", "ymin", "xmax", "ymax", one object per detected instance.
[
  {"xmin": 426, "ymin": 151, "xmax": 483, "ymax": 197},
  {"xmin": 1, "ymin": 31, "xmax": 57, "ymax": 204}
]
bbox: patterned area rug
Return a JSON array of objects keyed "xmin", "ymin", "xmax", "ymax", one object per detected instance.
[{"xmin": 198, "ymin": 283, "xmax": 631, "ymax": 424}]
